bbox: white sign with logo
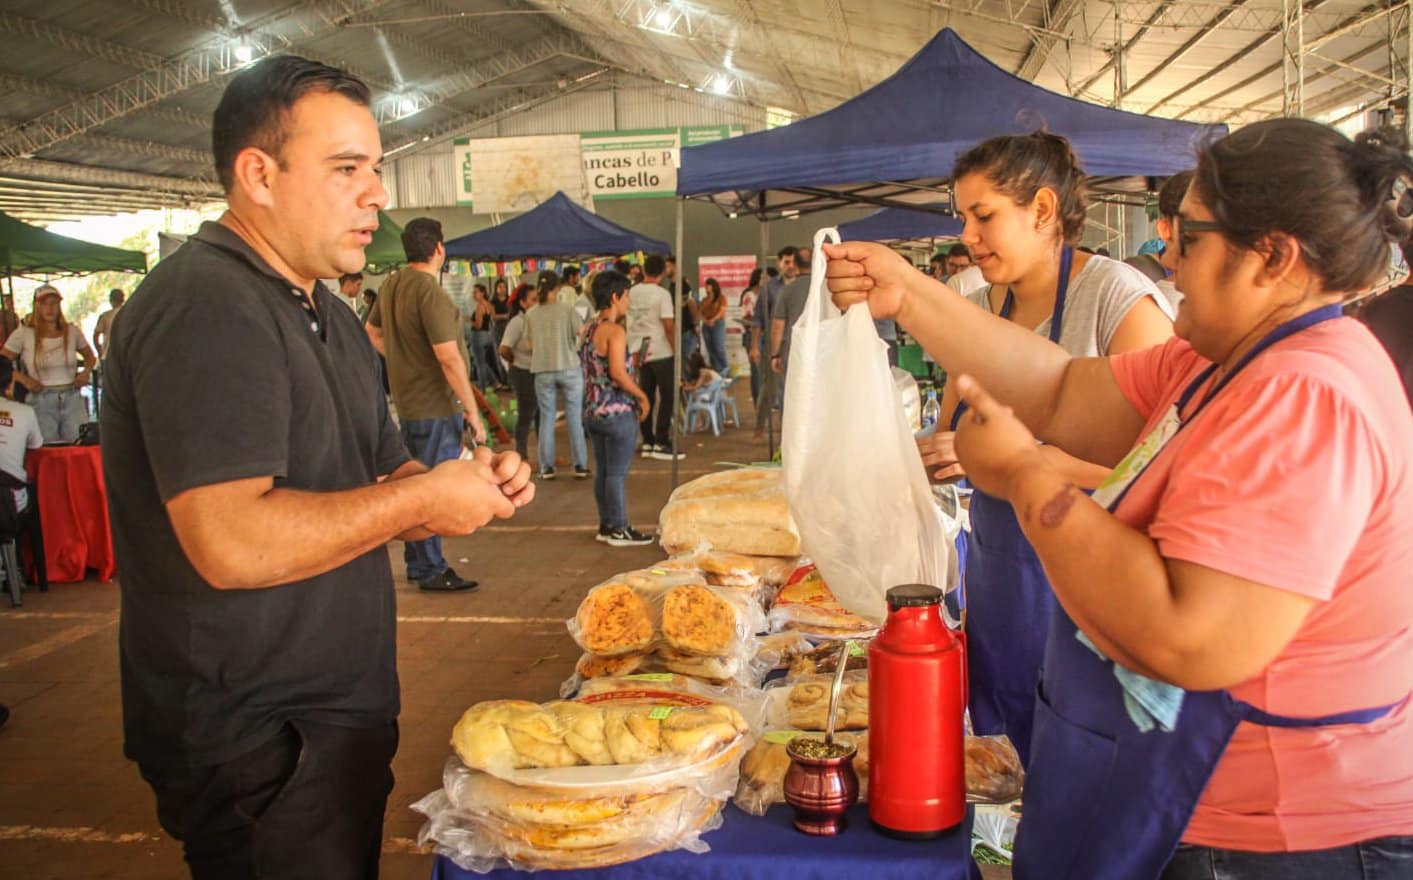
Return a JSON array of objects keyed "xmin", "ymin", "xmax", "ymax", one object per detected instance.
[{"xmin": 454, "ymin": 134, "xmax": 585, "ymax": 212}]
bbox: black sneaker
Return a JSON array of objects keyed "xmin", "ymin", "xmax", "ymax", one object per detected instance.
[
  {"xmin": 639, "ymin": 444, "xmax": 658, "ymax": 458},
  {"xmin": 539, "ymin": 468, "xmax": 556, "ymax": 480},
  {"xmin": 417, "ymin": 569, "xmax": 479, "ymax": 592},
  {"xmin": 604, "ymin": 526, "xmax": 654, "ymax": 547},
  {"xmin": 574, "ymin": 466, "xmax": 591, "ymax": 480},
  {"xmin": 595, "ymin": 526, "xmax": 612, "ymax": 543}
]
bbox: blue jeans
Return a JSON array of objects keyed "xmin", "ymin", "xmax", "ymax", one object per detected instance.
[
  {"xmin": 33, "ymin": 386, "xmax": 89, "ymax": 443},
  {"xmin": 586, "ymin": 411, "xmax": 638, "ymax": 530},
  {"xmin": 1162, "ymin": 836, "xmax": 1413, "ymax": 880},
  {"xmin": 466, "ymin": 328, "xmax": 503, "ymax": 388},
  {"xmin": 533, "ymin": 369, "xmax": 587, "ymax": 471},
  {"xmin": 398, "ymin": 413, "xmax": 463, "ymax": 582},
  {"xmin": 702, "ymin": 321, "xmax": 728, "ymax": 372}
]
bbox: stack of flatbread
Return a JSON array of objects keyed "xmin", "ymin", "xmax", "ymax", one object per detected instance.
[
  {"xmin": 429, "ymin": 687, "xmax": 752, "ymax": 871},
  {"xmin": 767, "ymin": 564, "xmax": 878, "ymax": 639}
]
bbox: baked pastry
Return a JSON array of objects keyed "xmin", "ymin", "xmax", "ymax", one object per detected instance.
[
  {"xmin": 786, "ymin": 679, "xmax": 869, "ymax": 730},
  {"xmin": 788, "ymin": 641, "xmax": 870, "ymax": 678},
  {"xmin": 662, "ymin": 585, "xmax": 737, "ymax": 656},
  {"xmin": 771, "ymin": 567, "xmax": 876, "ymax": 633},
  {"xmin": 965, "ymin": 735, "xmax": 1024, "ymax": 804},
  {"xmin": 735, "ymin": 729, "xmax": 869, "ymax": 814},
  {"xmin": 575, "ymin": 653, "xmax": 647, "ymax": 679},
  {"xmin": 657, "ymin": 647, "xmax": 741, "ymax": 682},
  {"xmin": 658, "ymin": 703, "xmax": 749, "ymax": 756},
  {"xmin": 659, "ymin": 469, "xmax": 801, "ymax": 557},
  {"xmin": 575, "ymin": 582, "xmax": 655, "ymax": 656},
  {"xmin": 662, "ymin": 551, "xmax": 801, "ymax": 589},
  {"xmin": 453, "ymin": 701, "xmax": 578, "ymax": 772},
  {"xmin": 668, "ymin": 467, "xmax": 782, "ymax": 502}
]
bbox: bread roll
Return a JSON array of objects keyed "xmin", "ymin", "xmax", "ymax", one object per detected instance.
[
  {"xmin": 575, "ymin": 653, "xmax": 647, "ymax": 679},
  {"xmin": 785, "ymin": 679, "xmax": 869, "ymax": 730},
  {"xmin": 575, "ymin": 582, "xmax": 655, "ymax": 656},
  {"xmin": 662, "ymin": 585, "xmax": 738, "ymax": 656}
]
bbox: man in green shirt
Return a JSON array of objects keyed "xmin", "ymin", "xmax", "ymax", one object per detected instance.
[{"xmin": 368, "ymin": 218, "xmax": 486, "ymax": 591}]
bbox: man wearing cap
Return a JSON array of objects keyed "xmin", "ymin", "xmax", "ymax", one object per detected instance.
[
  {"xmin": 101, "ymin": 55, "xmax": 535, "ymax": 878},
  {"xmin": 1, "ymin": 284, "xmax": 96, "ymax": 443}
]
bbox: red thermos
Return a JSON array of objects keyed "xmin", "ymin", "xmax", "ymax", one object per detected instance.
[{"xmin": 868, "ymin": 583, "xmax": 966, "ymax": 838}]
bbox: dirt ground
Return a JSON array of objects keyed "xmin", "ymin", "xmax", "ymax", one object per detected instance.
[{"xmin": 0, "ymin": 393, "xmax": 1008, "ymax": 879}]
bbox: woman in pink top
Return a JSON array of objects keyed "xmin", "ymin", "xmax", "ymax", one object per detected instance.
[{"xmin": 825, "ymin": 118, "xmax": 1413, "ymax": 879}]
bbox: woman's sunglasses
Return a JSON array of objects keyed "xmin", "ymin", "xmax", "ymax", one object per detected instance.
[{"xmin": 1175, "ymin": 216, "xmax": 1222, "ymax": 257}]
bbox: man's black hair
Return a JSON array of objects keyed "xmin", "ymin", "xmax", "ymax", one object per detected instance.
[
  {"xmin": 643, "ymin": 254, "xmax": 667, "ymax": 277},
  {"xmin": 402, "ymin": 217, "xmax": 443, "ymax": 263},
  {"xmin": 211, "ymin": 54, "xmax": 371, "ymax": 193},
  {"xmin": 776, "ymin": 245, "xmax": 798, "ymax": 260},
  {"xmin": 613, "ymin": 259, "xmax": 632, "ymax": 274},
  {"xmin": 338, "ymin": 272, "xmax": 363, "ymax": 285}
]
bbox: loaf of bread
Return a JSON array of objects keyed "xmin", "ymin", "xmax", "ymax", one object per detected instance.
[
  {"xmin": 574, "ymin": 582, "xmax": 656, "ymax": 656},
  {"xmin": 659, "ymin": 469, "xmax": 801, "ymax": 557},
  {"xmin": 662, "ymin": 585, "xmax": 738, "ymax": 656},
  {"xmin": 965, "ymin": 735, "xmax": 1024, "ymax": 804},
  {"xmin": 660, "ymin": 550, "xmax": 801, "ymax": 589}
]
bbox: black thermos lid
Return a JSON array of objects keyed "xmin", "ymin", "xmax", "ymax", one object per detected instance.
[{"xmin": 886, "ymin": 584, "xmax": 943, "ymax": 609}]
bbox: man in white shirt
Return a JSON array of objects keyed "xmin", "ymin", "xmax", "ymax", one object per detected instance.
[
  {"xmin": 335, "ymin": 272, "xmax": 363, "ymax": 312},
  {"xmin": 626, "ymin": 254, "xmax": 680, "ymax": 460},
  {"xmin": 943, "ymin": 244, "xmax": 988, "ymax": 296},
  {"xmin": 0, "ymin": 357, "xmax": 44, "ymax": 515}
]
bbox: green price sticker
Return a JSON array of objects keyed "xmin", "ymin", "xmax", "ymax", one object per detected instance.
[
  {"xmin": 847, "ymin": 640, "xmax": 866, "ymax": 658},
  {"xmin": 763, "ymin": 730, "xmax": 806, "ymax": 745},
  {"xmin": 648, "ymin": 706, "xmax": 675, "ymax": 720},
  {"xmin": 625, "ymin": 673, "xmax": 674, "ymax": 682}
]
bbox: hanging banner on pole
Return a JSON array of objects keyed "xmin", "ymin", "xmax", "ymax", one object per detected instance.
[
  {"xmin": 453, "ymin": 134, "xmax": 585, "ymax": 212},
  {"xmin": 581, "ymin": 126, "xmax": 745, "ymax": 201}
]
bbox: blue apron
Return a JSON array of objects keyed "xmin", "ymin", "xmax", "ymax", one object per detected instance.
[
  {"xmin": 1013, "ymin": 304, "xmax": 1407, "ymax": 879},
  {"xmin": 950, "ymin": 246, "xmax": 1073, "ymax": 767}
]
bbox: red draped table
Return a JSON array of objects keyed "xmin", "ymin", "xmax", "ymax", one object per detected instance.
[{"xmin": 26, "ymin": 446, "xmax": 116, "ymax": 583}]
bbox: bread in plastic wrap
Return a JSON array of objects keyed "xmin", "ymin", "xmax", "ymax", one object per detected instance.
[
  {"xmin": 768, "ymin": 563, "xmax": 878, "ymax": 638},
  {"xmin": 659, "ymin": 468, "xmax": 801, "ymax": 558},
  {"xmin": 658, "ymin": 549, "xmax": 800, "ymax": 590},
  {"xmin": 787, "ymin": 639, "xmax": 870, "ymax": 678},
  {"xmin": 766, "ymin": 670, "xmax": 869, "ymax": 731},
  {"xmin": 416, "ymin": 686, "xmax": 758, "ymax": 872},
  {"xmin": 965, "ymin": 734, "xmax": 1025, "ymax": 804},
  {"xmin": 734, "ymin": 729, "xmax": 870, "ymax": 815}
]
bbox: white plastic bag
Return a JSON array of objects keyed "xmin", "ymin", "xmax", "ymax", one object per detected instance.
[{"xmin": 782, "ymin": 227, "xmax": 950, "ymax": 623}]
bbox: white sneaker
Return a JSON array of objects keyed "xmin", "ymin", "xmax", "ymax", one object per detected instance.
[
  {"xmin": 640, "ymin": 444, "xmax": 659, "ymax": 458},
  {"xmin": 649, "ymin": 447, "xmax": 685, "ymax": 461}
]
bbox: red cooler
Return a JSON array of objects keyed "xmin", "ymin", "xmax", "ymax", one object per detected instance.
[{"xmin": 868, "ymin": 583, "xmax": 966, "ymax": 838}]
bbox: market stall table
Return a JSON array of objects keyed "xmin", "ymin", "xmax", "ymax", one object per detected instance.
[
  {"xmin": 430, "ymin": 803, "xmax": 981, "ymax": 880},
  {"xmin": 26, "ymin": 445, "xmax": 115, "ymax": 583}
]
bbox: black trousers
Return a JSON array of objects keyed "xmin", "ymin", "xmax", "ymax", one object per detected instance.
[
  {"xmin": 140, "ymin": 720, "xmax": 398, "ymax": 880},
  {"xmin": 508, "ymin": 365, "xmax": 539, "ymax": 460},
  {"xmin": 638, "ymin": 357, "xmax": 676, "ymax": 447}
]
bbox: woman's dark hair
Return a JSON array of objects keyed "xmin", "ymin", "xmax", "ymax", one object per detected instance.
[
  {"xmin": 212, "ymin": 55, "xmax": 371, "ymax": 193},
  {"xmin": 704, "ymin": 278, "xmax": 722, "ymax": 298},
  {"xmin": 1192, "ymin": 119, "xmax": 1413, "ymax": 293},
  {"xmin": 685, "ymin": 351, "xmax": 707, "ymax": 383},
  {"xmin": 493, "ymin": 278, "xmax": 508, "ymax": 296},
  {"xmin": 591, "ymin": 270, "xmax": 632, "ymax": 311},
  {"xmin": 952, "ymin": 130, "xmax": 1089, "ymax": 244},
  {"xmin": 1157, "ymin": 170, "xmax": 1194, "ymax": 220},
  {"xmin": 747, "ymin": 268, "xmax": 763, "ymax": 289},
  {"xmin": 536, "ymin": 270, "xmax": 560, "ymax": 298}
]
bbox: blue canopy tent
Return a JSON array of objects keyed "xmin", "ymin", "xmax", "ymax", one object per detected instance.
[
  {"xmin": 677, "ymin": 27, "xmax": 1225, "ymax": 218},
  {"xmin": 836, "ymin": 203, "xmax": 963, "ymax": 246},
  {"xmin": 444, "ymin": 191, "xmax": 670, "ymax": 260}
]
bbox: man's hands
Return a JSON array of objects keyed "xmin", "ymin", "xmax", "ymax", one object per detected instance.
[
  {"xmin": 822, "ymin": 241, "xmax": 918, "ymax": 321},
  {"xmin": 422, "ymin": 446, "xmax": 533, "ymax": 535},
  {"xmin": 952, "ymin": 375, "xmax": 1048, "ymax": 501},
  {"xmin": 916, "ymin": 431, "xmax": 966, "ymax": 483},
  {"xmin": 465, "ymin": 410, "xmax": 488, "ymax": 444}
]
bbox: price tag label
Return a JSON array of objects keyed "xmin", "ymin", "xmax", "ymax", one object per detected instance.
[
  {"xmin": 847, "ymin": 640, "xmax": 866, "ymax": 658},
  {"xmin": 625, "ymin": 673, "xmax": 674, "ymax": 682},
  {"xmin": 648, "ymin": 706, "xmax": 675, "ymax": 720},
  {"xmin": 764, "ymin": 730, "xmax": 806, "ymax": 745}
]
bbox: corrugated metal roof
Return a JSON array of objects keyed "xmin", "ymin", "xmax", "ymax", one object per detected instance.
[{"xmin": 0, "ymin": 0, "xmax": 1406, "ymax": 221}]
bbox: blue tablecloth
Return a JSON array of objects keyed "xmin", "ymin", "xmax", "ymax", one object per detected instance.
[{"xmin": 430, "ymin": 803, "xmax": 981, "ymax": 880}]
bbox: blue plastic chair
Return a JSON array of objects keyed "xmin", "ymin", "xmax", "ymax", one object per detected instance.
[
  {"xmin": 685, "ymin": 378, "xmax": 725, "ymax": 435},
  {"xmin": 716, "ymin": 376, "xmax": 740, "ymax": 428}
]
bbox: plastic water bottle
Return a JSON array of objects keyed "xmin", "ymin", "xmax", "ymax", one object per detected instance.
[{"xmin": 920, "ymin": 389, "xmax": 941, "ymax": 435}]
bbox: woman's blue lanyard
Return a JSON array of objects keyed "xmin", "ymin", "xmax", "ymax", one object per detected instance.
[
  {"xmin": 1172, "ymin": 304, "xmax": 1345, "ymax": 425},
  {"xmin": 951, "ymin": 246, "xmax": 1073, "ymax": 431}
]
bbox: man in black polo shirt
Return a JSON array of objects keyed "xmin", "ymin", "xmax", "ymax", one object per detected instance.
[{"xmin": 101, "ymin": 56, "xmax": 535, "ymax": 880}]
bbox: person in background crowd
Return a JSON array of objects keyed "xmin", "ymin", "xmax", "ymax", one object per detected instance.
[
  {"xmin": 929, "ymin": 252, "xmax": 948, "ymax": 279},
  {"xmin": 628, "ymin": 264, "xmax": 644, "ymax": 284},
  {"xmin": 626, "ymin": 255, "xmax": 681, "ymax": 460},
  {"xmin": 753, "ymin": 247, "xmax": 797, "ymax": 440},
  {"xmin": 358, "ymin": 288, "xmax": 376, "ymax": 323},
  {"xmin": 561, "ymin": 264, "xmax": 581, "ymax": 294},
  {"xmin": 490, "ymin": 277, "xmax": 511, "ymax": 347},
  {"xmin": 914, "ymin": 131, "xmax": 1175, "ymax": 768},
  {"xmin": 2, "ymin": 284, "xmax": 96, "ymax": 443},
  {"xmin": 613, "ymin": 258, "xmax": 632, "ymax": 276},
  {"xmin": 681, "ymin": 350, "xmax": 721, "ymax": 392},
  {"xmin": 665, "ymin": 256, "xmax": 700, "ymax": 363},
  {"xmin": 579, "ymin": 270, "xmax": 653, "ymax": 546},
  {"xmin": 464, "ymin": 283, "xmax": 504, "ymax": 390},
  {"xmin": 524, "ymin": 270, "xmax": 589, "ymax": 480},
  {"xmin": 362, "ymin": 288, "xmax": 389, "ymax": 394},
  {"xmin": 769, "ymin": 247, "xmax": 814, "ymax": 390},
  {"xmin": 103, "ymin": 55, "xmax": 533, "ymax": 880},
  {"xmin": 946, "ymin": 242, "xmax": 988, "ymax": 296},
  {"xmin": 0, "ymin": 355, "xmax": 44, "ymax": 519},
  {"xmin": 367, "ymin": 216, "xmax": 487, "ymax": 593},
  {"xmin": 571, "ymin": 266, "xmax": 595, "ymax": 324},
  {"xmin": 1153, "ymin": 170, "xmax": 1197, "ymax": 309},
  {"xmin": 740, "ymin": 268, "xmax": 763, "ymax": 406},
  {"xmin": 507, "ymin": 281, "xmax": 531, "ymax": 318},
  {"xmin": 498, "ymin": 286, "xmax": 540, "ymax": 460},
  {"xmin": 827, "ymin": 116, "xmax": 1413, "ymax": 880},
  {"xmin": 91, "ymin": 287, "xmax": 125, "ymax": 409},
  {"xmin": 699, "ymin": 277, "xmax": 729, "ymax": 373},
  {"xmin": 336, "ymin": 272, "xmax": 362, "ymax": 312}
]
